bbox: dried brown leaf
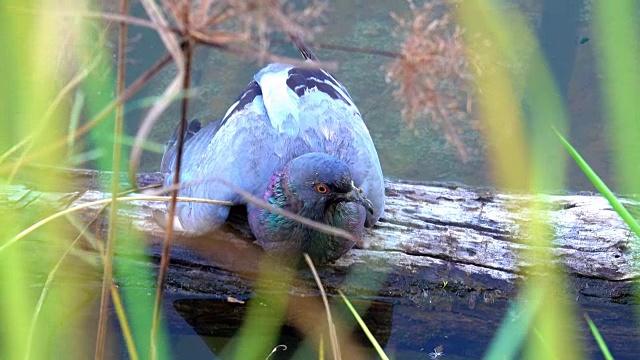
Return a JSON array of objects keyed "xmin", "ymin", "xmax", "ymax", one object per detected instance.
[{"xmin": 387, "ymin": 0, "xmax": 476, "ymax": 162}]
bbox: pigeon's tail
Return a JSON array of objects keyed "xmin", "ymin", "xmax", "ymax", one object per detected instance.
[
  {"xmin": 164, "ymin": 118, "xmax": 202, "ymax": 153},
  {"xmin": 289, "ymin": 33, "xmax": 318, "ymax": 61},
  {"xmin": 160, "ymin": 118, "xmax": 202, "ymax": 173}
]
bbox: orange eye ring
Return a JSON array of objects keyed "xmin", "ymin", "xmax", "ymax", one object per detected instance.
[{"xmin": 315, "ymin": 183, "xmax": 329, "ymax": 194}]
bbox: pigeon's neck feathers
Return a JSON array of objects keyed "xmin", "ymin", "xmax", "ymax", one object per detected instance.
[
  {"xmin": 267, "ymin": 166, "xmax": 337, "ymax": 223},
  {"xmin": 269, "ymin": 169, "xmax": 303, "ymax": 214},
  {"xmin": 268, "ymin": 170, "xmax": 350, "ymax": 246},
  {"xmin": 267, "ymin": 173, "xmax": 356, "ymax": 265}
]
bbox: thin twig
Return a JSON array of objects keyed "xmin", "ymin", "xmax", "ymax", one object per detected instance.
[
  {"xmin": 95, "ymin": 0, "xmax": 128, "ymax": 357},
  {"xmin": 4, "ymin": 6, "xmax": 182, "ymax": 34},
  {"xmin": 206, "ymin": 4, "xmax": 235, "ymax": 27},
  {"xmin": 313, "ymin": 42, "xmax": 401, "ymax": 58},
  {"xmin": 193, "ymin": 38, "xmax": 339, "ymax": 71},
  {"xmin": 304, "ymin": 254, "xmax": 341, "ymax": 360},
  {"xmin": 288, "ymin": 32, "xmax": 318, "ymax": 61},
  {"xmin": 270, "ymin": 36, "xmax": 401, "ymax": 59},
  {"xmin": 141, "ymin": 0, "xmax": 191, "ymax": 356},
  {"xmin": 150, "ymin": 12, "xmax": 194, "ymax": 360}
]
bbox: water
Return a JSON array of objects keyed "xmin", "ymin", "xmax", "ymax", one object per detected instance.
[
  {"xmin": 105, "ymin": 289, "xmax": 638, "ymax": 359},
  {"xmin": 85, "ymin": 0, "xmax": 638, "ymax": 358},
  {"xmin": 118, "ymin": 0, "xmax": 621, "ymax": 193}
]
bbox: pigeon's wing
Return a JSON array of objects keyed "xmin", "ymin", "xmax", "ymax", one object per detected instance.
[
  {"xmin": 160, "ymin": 118, "xmax": 204, "ymax": 174},
  {"xmin": 255, "ymin": 63, "xmax": 385, "ymax": 227},
  {"xmin": 160, "ymin": 80, "xmax": 281, "ymax": 235}
]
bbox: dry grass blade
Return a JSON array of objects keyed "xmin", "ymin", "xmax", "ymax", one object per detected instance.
[
  {"xmin": 223, "ymin": 181, "xmax": 357, "ymax": 243},
  {"xmin": 304, "ymin": 253, "xmax": 341, "ymax": 360},
  {"xmin": 95, "ymin": 0, "xmax": 129, "ymax": 357},
  {"xmin": 83, "ymin": 205, "xmax": 140, "ymax": 360},
  {"xmin": 0, "ymin": 195, "xmax": 234, "ymax": 254},
  {"xmin": 24, "ymin": 204, "xmax": 106, "ymax": 360},
  {"xmin": 66, "ymin": 208, "xmax": 140, "ymax": 360},
  {"xmin": 111, "ymin": 284, "xmax": 139, "ymax": 360},
  {"xmin": 130, "ymin": 0, "xmax": 186, "ymax": 189}
]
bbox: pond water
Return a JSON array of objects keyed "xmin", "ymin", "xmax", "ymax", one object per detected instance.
[
  {"xmin": 78, "ymin": 0, "xmax": 640, "ymax": 359},
  {"xmin": 103, "ymin": 288, "xmax": 640, "ymax": 360},
  {"xmin": 119, "ymin": 0, "xmax": 619, "ymax": 192}
]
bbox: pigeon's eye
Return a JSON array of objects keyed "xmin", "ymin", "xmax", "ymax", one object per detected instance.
[{"xmin": 315, "ymin": 183, "xmax": 329, "ymax": 194}]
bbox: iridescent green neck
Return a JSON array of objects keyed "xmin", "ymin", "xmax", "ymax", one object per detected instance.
[{"xmin": 264, "ymin": 174, "xmax": 354, "ymax": 264}]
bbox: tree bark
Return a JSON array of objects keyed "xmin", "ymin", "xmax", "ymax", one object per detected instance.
[{"xmin": 5, "ymin": 167, "xmax": 637, "ymax": 304}]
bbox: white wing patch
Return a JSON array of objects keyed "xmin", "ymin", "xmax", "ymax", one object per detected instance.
[{"xmin": 256, "ymin": 66, "xmax": 300, "ymax": 133}]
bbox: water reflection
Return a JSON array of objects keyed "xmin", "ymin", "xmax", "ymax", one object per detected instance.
[
  {"xmin": 59, "ymin": 0, "xmax": 640, "ymax": 358},
  {"xmin": 172, "ymin": 297, "xmax": 392, "ymax": 359},
  {"xmin": 118, "ymin": 0, "xmax": 619, "ymax": 191},
  {"xmin": 162, "ymin": 288, "xmax": 640, "ymax": 359}
]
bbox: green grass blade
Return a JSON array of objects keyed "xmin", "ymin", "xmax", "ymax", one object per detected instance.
[
  {"xmin": 555, "ymin": 129, "xmax": 640, "ymax": 237},
  {"xmin": 584, "ymin": 313, "xmax": 614, "ymax": 360},
  {"xmin": 593, "ymin": 1, "xmax": 640, "ymax": 195},
  {"xmin": 229, "ymin": 256, "xmax": 293, "ymax": 360},
  {"xmin": 67, "ymin": 90, "xmax": 85, "ymax": 156},
  {"xmin": 483, "ymin": 291, "xmax": 540, "ymax": 360},
  {"xmin": 337, "ymin": 290, "xmax": 389, "ymax": 360}
]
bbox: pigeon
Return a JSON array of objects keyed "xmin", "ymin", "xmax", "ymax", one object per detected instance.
[{"xmin": 160, "ymin": 44, "xmax": 385, "ymax": 264}]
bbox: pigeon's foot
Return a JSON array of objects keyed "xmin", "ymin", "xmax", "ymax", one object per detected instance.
[{"xmin": 152, "ymin": 209, "xmax": 187, "ymax": 233}]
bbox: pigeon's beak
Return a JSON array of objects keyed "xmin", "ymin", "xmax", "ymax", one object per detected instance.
[{"xmin": 345, "ymin": 184, "xmax": 375, "ymax": 215}]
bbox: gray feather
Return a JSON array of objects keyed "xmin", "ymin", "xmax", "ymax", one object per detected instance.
[{"xmin": 160, "ymin": 63, "xmax": 385, "ymax": 235}]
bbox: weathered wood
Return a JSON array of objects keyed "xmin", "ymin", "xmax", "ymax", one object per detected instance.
[
  {"xmin": 4, "ymin": 168, "xmax": 638, "ymax": 304},
  {"xmin": 7, "ymin": 167, "xmax": 640, "ymax": 357}
]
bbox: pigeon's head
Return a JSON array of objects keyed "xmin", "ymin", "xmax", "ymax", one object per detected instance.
[{"xmin": 284, "ymin": 153, "xmax": 374, "ymax": 215}]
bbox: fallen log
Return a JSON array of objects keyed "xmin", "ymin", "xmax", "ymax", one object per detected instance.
[
  {"xmin": 6, "ymin": 167, "xmax": 640, "ymax": 357},
  {"xmin": 5, "ymin": 167, "xmax": 638, "ymax": 303}
]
